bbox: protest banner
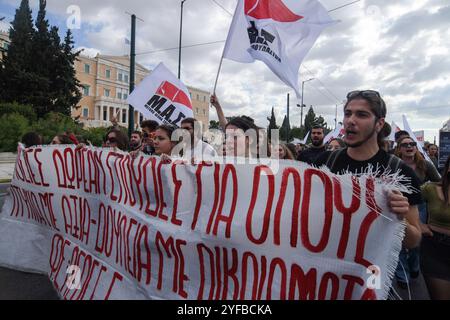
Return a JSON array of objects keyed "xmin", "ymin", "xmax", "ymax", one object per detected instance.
[
  {"xmin": 439, "ymin": 131, "xmax": 450, "ymax": 170},
  {"xmin": 413, "ymin": 131, "xmax": 424, "ymax": 144},
  {"xmin": 0, "ymin": 145, "xmax": 406, "ymax": 300},
  {"xmin": 127, "ymin": 62, "xmax": 193, "ymax": 127}
]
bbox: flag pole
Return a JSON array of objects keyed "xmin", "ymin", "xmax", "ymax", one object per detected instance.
[{"xmin": 213, "ymin": 51, "xmax": 225, "ymax": 94}]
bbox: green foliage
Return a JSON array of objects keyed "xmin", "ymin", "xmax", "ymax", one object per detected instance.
[
  {"xmin": 280, "ymin": 115, "xmax": 292, "ymax": 142},
  {"xmin": 0, "ymin": 113, "xmax": 29, "ymax": 152},
  {"xmin": 209, "ymin": 120, "xmax": 220, "ymax": 130},
  {"xmin": 267, "ymin": 107, "xmax": 279, "ymax": 141},
  {"xmin": 0, "ymin": 102, "xmax": 36, "ymax": 121},
  {"xmin": 31, "ymin": 112, "xmax": 84, "ymax": 144},
  {"xmin": 81, "ymin": 127, "xmax": 109, "ymax": 147}
]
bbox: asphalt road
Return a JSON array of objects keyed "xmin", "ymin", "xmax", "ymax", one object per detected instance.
[{"xmin": 0, "ymin": 182, "xmax": 431, "ymax": 300}]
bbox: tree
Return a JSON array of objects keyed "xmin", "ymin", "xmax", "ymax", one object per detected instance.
[
  {"xmin": 209, "ymin": 120, "xmax": 220, "ymax": 130},
  {"xmin": 53, "ymin": 29, "xmax": 82, "ymax": 116},
  {"xmin": 0, "ymin": 0, "xmax": 81, "ymax": 118},
  {"xmin": 280, "ymin": 115, "xmax": 291, "ymax": 142},
  {"xmin": 267, "ymin": 107, "xmax": 279, "ymax": 141},
  {"xmin": 0, "ymin": 0, "xmax": 39, "ymax": 106},
  {"xmin": 303, "ymin": 106, "xmax": 331, "ymax": 143},
  {"xmin": 0, "ymin": 113, "xmax": 29, "ymax": 152}
]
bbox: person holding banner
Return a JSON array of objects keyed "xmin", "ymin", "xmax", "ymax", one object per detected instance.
[
  {"xmin": 270, "ymin": 142, "xmax": 295, "ymax": 160},
  {"xmin": 420, "ymin": 155, "xmax": 450, "ymax": 300},
  {"xmin": 224, "ymin": 116, "xmax": 262, "ymax": 159},
  {"xmin": 326, "ymin": 138, "xmax": 346, "ymax": 152},
  {"xmin": 153, "ymin": 124, "xmax": 180, "ymax": 158},
  {"xmin": 102, "ymin": 128, "xmax": 129, "ymax": 151},
  {"xmin": 315, "ymin": 90, "xmax": 422, "ymax": 250},
  {"xmin": 393, "ymin": 136, "xmax": 441, "ymax": 289},
  {"xmin": 180, "ymin": 118, "xmax": 218, "ymax": 160}
]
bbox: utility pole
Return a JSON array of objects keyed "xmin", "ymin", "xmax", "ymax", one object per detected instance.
[
  {"xmin": 335, "ymin": 104, "xmax": 338, "ymax": 130},
  {"xmin": 127, "ymin": 14, "xmax": 136, "ymax": 138},
  {"xmin": 299, "ymin": 78, "xmax": 314, "ymax": 136},
  {"xmin": 178, "ymin": 0, "xmax": 187, "ymax": 79},
  {"xmin": 286, "ymin": 93, "xmax": 290, "ymax": 142}
]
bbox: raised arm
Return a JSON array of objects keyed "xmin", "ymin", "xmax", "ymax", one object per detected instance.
[{"xmin": 210, "ymin": 94, "xmax": 227, "ymax": 130}]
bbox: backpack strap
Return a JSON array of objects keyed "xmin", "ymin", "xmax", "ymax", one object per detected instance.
[
  {"xmin": 325, "ymin": 148, "xmax": 345, "ymax": 172},
  {"xmin": 386, "ymin": 154, "xmax": 402, "ymax": 173}
]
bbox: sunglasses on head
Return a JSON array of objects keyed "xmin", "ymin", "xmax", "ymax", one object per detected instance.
[
  {"xmin": 347, "ymin": 90, "xmax": 382, "ymax": 100},
  {"xmin": 400, "ymin": 142, "xmax": 417, "ymax": 148}
]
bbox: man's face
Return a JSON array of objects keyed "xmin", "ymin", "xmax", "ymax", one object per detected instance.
[
  {"xmin": 130, "ymin": 133, "xmax": 141, "ymax": 145},
  {"xmin": 181, "ymin": 122, "xmax": 194, "ymax": 142},
  {"xmin": 343, "ymin": 99, "xmax": 384, "ymax": 148},
  {"xmin": 311, "ymin": 128, "xmax": 324, "ymax": 147}
]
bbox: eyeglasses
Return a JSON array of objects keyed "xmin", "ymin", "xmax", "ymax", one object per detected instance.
[
  {"xmin": 400, "ymin": 142, "xmax": 417, "ymax": 148},
  {"xmin": 106, "ymin": 137, "xmax": 117, "ymax": 144}
]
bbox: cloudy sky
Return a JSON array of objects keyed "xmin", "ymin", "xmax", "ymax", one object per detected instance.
[{"xmin": 1, "ymin": 0, "xmax": 449, "ymax": 143}]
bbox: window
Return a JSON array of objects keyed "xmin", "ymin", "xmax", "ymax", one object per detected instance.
[
  {"xmin": 84, "ymin": 64, "xmax": 90, "ymax": 74},
  {"xmin": 123, "ymin": 93, "xmax": 128, "ymax": 100},
  {"xmin": 122, "ymin": 111, "xmax": 127, "ymax": 123},
  {"xmin": 196, "ymin": 94, "xmax": 199, "ymax": 101},
  {"xmin": 83, "ymin": 85, "xmax": 90, "ymax": 96},
  {"xmin": 203, "ymin": 96, "xmax": 206, "ymax": 102},
  {"xmin": 117, "ymin": 92, "xmax": 122, "ymax": 100},
  {"xmin": 196, "ymin": 108, "xmax": 199, "ymax": 115},
  {"xmin": 124, "ymin": 74, "xmax": 129, "ymax": 83},
  {"xmin": 83, "ymin": 108, "xmax": 89, "ymax": 118},
  {"xmin": 104, "ymin": 89, "xmax": 110, "ymax": 97},
  {"xmin": 105, "ymin": 69, "xmax": 111, "ymax": 79},
  {"xmin": 103, "ymin": 109, "xmax": 107, "ymax": 121},
  {"xmin": 203, "ymin": 109, "xmax": 206, "ymax": 116},
  {"xmin": 118, "ymin": 73, "xmax": 123, "ymax": 82}
]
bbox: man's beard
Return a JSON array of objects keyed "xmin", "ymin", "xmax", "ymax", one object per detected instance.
[
  {"xmin": 346, "ymin": 126, "xmax": 377, "ymax": 148},
  {"xmin": 312, "ymin": 139, "xmax": 323, "ymax": 147},
  {"xmin": 130, "ymin": 142, "xmax": 141, "ymax": 150}
]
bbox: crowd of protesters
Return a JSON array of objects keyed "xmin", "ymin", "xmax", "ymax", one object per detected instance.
[{"xmin": 17, "ymin": 89, "xmax": 449, "ymax": 300}]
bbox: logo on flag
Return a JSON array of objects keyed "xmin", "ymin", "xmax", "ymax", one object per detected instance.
[
  {"xmin": 127, "ymin": 63, "xmax": 194, "ymax": 127},
  {"xmin": 223, "ymin": 0, "xmax": 336, "ymax": 98},
  {"xmin": 244, "ymin": 0, "xmax": 304, "ymax": 22}
]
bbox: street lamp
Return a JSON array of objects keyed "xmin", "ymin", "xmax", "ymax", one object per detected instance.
[
  {"xmin": 178, "ymin": 0, "xmax": 188, "ymax": 79},
  {"xmin": 297, "ymin": 78, "xmax": 314, "ymax": 130}
]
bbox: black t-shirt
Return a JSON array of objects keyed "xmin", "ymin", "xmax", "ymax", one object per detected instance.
[
  {"xmin": 315, "ymin": 148, "xmax": 423, "ymax": 206},
  {"xmin": 297, "ymin": 145, "xmax": 326, "ymax": 164}
]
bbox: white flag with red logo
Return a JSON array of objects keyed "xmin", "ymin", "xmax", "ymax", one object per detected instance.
[
  {"xmin": 127, "ymin": 62, "xmax": 193, "ymax": 127},
  {"xmin": 223, "ymin": 0, "xmax": 336, "ymax": 97},
  {"xmin": 324, "ymin": 123, "xmax": 345, "ymax": 144},
  {"xmin": 388, "ymin": 121, "xmax": 401, "ymax": 142}
]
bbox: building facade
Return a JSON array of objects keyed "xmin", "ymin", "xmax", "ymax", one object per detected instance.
[
  {"xmin": 74, "ymin": 54, "xmax": 210, "ymax": 129},
  {"xmin": 0, "ymin": 31, "xmax": 10, "ymax": 61}
]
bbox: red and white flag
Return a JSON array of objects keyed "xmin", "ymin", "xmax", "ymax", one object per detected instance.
[
  {"xmin": 127, "ymin": 62, "xmax": 193, "ymax": 127},
  {"xmin": 324, "ymin": 123, "xmax": 345, "ymax": 144},
  {"xmin": 388, "ymin": 121, "xmax": 401, "ymax": 142},
  {"xmin": 223, "ymin": 0, "xmax": 336, "ymax": 97}
]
